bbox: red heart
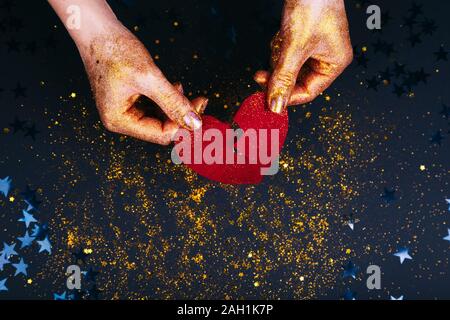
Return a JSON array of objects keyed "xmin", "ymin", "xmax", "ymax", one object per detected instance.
[{"xmin": 173, "ymin": 92, "xmax": 289, "ymax": 184}]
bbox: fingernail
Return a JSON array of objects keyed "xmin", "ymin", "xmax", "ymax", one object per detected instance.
[
  {"xmin": 200, "ymin": 99, "xmax": 209, "ymax": 114},
  {"xmin": 270, "ymin": 95, "xmax": 286, "ymax": 114},
  {"xmin": 169, "ymin": 126, "xmax": 180, "ymax": 142},
  {"xmin": 174, "ymin": 82, "xmax": 183, "ymax": 94},
  {"xmin": 183, "ymin": 111, "xmax": 202, "ymax": 130}
]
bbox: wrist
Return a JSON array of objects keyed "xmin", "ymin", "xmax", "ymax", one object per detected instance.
[
  {"xmin": 49, "ymin": 0, "xmax": 124, "ymax": 53},
  {"xmin": 70, "ymin": 7, "xmax": 123, "ymax": 51}
]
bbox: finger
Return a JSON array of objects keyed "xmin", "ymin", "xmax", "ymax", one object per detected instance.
[
  {"xmin": 191, "ymin": 97, "xmax": 209, "ymax": 115},
  {"xmin": 267, "ymin": 42, "xmax": 309, "ymax": 114},
  {"xmin": 117, "ymin": 110, "xmax": 179, "ymax": 145},
  {"xmin": 253, "ymin": 70, "xmax": 306, "ymax": 107},
  {"xmin": 173, "ymin": 82, "xmax": 208, "ymax": 114},
  {"xmin": 173, "ymin": 82, "xmax": 184, "ymax": 94},
  {"xmin": 253, "ymin": 70, "xmax": 270, "ymax": 88},
  {"xmin": 137, "ymin": 70, "xmax": 202, "ymax": 131},
  {"xmin": 289, "ymin": 59, "xmax": 347, "ymax": 105}
]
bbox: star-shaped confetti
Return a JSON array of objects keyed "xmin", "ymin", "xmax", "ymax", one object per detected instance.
[
  {"xmin": 0, "ymin": 278, "xmax": 8, "ymax": 292},
  {"xmin": 0, "ymin": 176, "xmax": 12, "ymax": 197},
  {"xmin": 88, "ymin": 284, "xmax": 102, "ymax": 300},
  {"xmin": 84, "ymin": 267, "xmax": 100, "ymax": 282},
  {"xmin": 37, "ymin": 237, "xmax": 52, "ymax": 254},
  {"xmin": 393, "ymin": 84, "xmax": 406, "ymax": 97},
  {"xmin": 394, "ymin": 248, "xmax": 412, "ymax": 264},
  {"xmin": 54, "ymin": 291, "xmax": 67, "ymax": 300},
  {"xmin": 347, "ymin": 220, "xmax": 356, "ymax": 230},
  {"xmin": 0, "ymin": 254, "xmax": 10, "ymax": 271},
  {"xmin": 12, "ymin": 258, "xmax": 28, "ymax": 276},
  {"xmin": 24, "ymin": 124, "xmax": 40, "ymax": 141},
  {"xmin": 440, "ymin": 104, "xmax": 450, "ymax": 119},
  {"xmin": 342, "ymin": 261, "xmax": 359, "ymax": 279},
  {"xmin": 17, "ymin": 231, "xmax": 35, "ymax": 249},
  {"xmin": 382, "ymin": 188, "xmax": 396, "ymax": 203},
  {"xmin": 430, "ymin": 131, "xmax": 444, "ymax": 145},
  {"xmin": 18, "ymin": 209, "xmax": 37, "ymax": 228},
  {"xmin": 0, "ymin": 242, "xmax": 18, "ymax": 258},
  {"xmin": 434, "ymin": 46, "xmax": 448, "ymax": 61},
  {"xmin": 31, "ymin": 223, "xmax": 49, "ymax": 240},
  {"xmin": 9, "ymin": 117, "xmax": 26, "ymax": 133},
  {"xmin": 12, "ymin": 82, "xmax": 26, "ymax": 98},
  {"xmin": 343, "ymin": 288, "xmax": 356, "ymax": 300},
  {"xmin": 443, "ymin": 229, "xmax": 450, "ymax": 243},
  {"xmin": 72, "ymin": 248, "xmax": 90, "ymax": 264},
  {"xmin": 20, "ymin": 185, "xmax": 37, "ymax": 200}
]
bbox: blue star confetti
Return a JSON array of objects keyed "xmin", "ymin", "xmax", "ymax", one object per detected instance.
[
  {"xmin": 53, "ymin": 291, "xmax": 67, "ymax": 300},
  {"xmin": 18, "ymin": 210, "xmax": 37, "ymax": 228},
  {"xmin": 37, "ymin": 237, "xmax": 52, "ymax": 254},
  {"xmin": 17, "ymin": 231, "xmax": 35, "ymax": 249},
  {"xmin": 394, "ymin": 248, "xmax": 413, "ymax": 264},
  {"xmin": 0, "ymin": 177, "xmax": 12, "ymax": 197},
  {"xmin": 0, "ymin": 0, "xmax": 450, "ymax": 301},
  {"xmin": 342, "ymin": 261, "xmax": 359, "ymax": 279},
  {"xmin": 343, "ymin": 288, "xmax": 356, "ymax": 300},
  {"xmin": 0, "ymin": 242, "xmax": 18, "ymax": 258},
  {"xmin": 443, "ymin": 229, "xmax": 450, "ymax": 243},
  {"xmin": 0, "ymin": 278, "xmax": 8, "ymax": 292},
  {"xmin": 12, "ymin": 258, "xmax": 28, "ymax": 277},
  {"xmin": 0, "ymin": 255, "xmax": 10, "ymax": 271},
  {"xmin": 0, "ymin": 175, "xmax": 52, "ymax": 298}
]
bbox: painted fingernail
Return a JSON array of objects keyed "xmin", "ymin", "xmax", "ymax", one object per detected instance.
[
  {"xmin": 270, "ymin": 95, "xmax": 286, "ymax": 114},
  {"xmin": 183, "ymin": 111, "xmax": 202, "ymax": 130},
  {"xmin": 174, "ymin": 82, "xmax": 184, "ymax": 94},
  {"xmin": 199, "ymin": 99, "xmax": 209, "ymax": 114},
  {"xmin": 169, "ymin": 126, "xmax": 180, "ymax": 142}
]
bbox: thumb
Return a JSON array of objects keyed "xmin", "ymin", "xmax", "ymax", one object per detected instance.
[
  {"xmin": 138, "ymin": 69, "xmax": 202, "ymax": 131},
  {"xmin": 268, "ymin": 43, "xmax": 308, "ymax": 113}
]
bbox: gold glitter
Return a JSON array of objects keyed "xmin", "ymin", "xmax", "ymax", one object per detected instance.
[{"xmin": 40, "ymin": 79, "xmax": 377, "ymax": 299}]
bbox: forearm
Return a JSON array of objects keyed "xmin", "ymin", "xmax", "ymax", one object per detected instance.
[{"xmin": 48, "ymin": 0, "xmax": 121, "ymax": 52}]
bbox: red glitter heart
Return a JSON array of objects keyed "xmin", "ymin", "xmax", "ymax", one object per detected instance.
[{"xmin": 173, "ymin": 92, "xmax": 289, "ymax": 184}]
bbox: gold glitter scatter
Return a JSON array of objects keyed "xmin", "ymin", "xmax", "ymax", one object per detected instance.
[{"xmin": 40, "ymin": 94, "xmax": 377, "ymax": 299}]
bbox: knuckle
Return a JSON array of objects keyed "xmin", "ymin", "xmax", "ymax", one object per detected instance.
[
  {"xmin": 166, "ymin": 96, "xmax": 188, "ymax": 118},
  {"xmin": 158, "ymin": 138, "xmax": 171, "ymax": 146},
  {"xmin": 101, "ymin": 114, "xmax": 119, "ymax": 133},
  {"xmin": 273, "ymin": 70, "xmax": 296, "ymax": 89},
  {"xmin": 340, "ymin": 47, "xmax": 354, "ymax": 68}
]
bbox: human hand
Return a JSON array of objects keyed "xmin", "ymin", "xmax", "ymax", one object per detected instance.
[
  {"xmin": 49, "ymin": 0, "xmax": 207, "ymax": 145},
  {"xmin": 254, "ymin": 0, "xmax": 353, "ymax": 113},
  {"xmin": 80, "ymin": 24, "xmax": 207, "ymax": 145}
]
